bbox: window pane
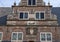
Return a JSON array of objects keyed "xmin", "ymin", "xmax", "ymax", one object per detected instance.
[
  {"xmin": 12, "ymin": 33, "xmax": 17, "ymax": 40},
  {"xmin": 47, "ymin": 34, "xmax": 51, "ymax": 41},
  {"xmin": 0, "ymin": 33, "xmax": 2, "ymax": 40},
  {"xmin": 36, "ymin": 13, "xmax": 39, "ymax": 19},
  {"xmin": 40, "ymin": 13, "xmax": 44, "ymax": 19},
  {"xmin": 20, "ymin": 12, "xmax": 23, "ymax": 19},
  {"xmin": 28, "ymin": 0, "xmax": 31, "ymax": 5},
  {"xmin": 24, "ymin": 13, "xmax": 28, "ymax": 19},
  {"xmin": 32, "ymin": 0, "xmax": 36, "ymax": 5},
  {"xmin": 41, "ymin": 34, "xmax": 45, "ymax": 41},
  {"xmin": 18, "ymin": 33, "xmax": 22, "ymax": 40}
]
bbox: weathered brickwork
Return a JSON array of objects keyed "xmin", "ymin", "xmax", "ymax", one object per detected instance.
[
  {"xmin": 0, "ymin": 0, "xmax": 60, "ymax": 42},
  {"xmin": 0, "ymin": 26, "xmax": 60, "ymax": 42}
]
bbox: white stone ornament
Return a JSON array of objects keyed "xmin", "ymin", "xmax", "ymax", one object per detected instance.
[{"xmin": 30, "ymin": 29, "xmax": 34, "ymax": 34}]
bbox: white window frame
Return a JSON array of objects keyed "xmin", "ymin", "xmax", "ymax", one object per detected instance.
[
  {"xmin": 40, "ymin": 32, "xmax": 52, "ymax": 42},
  {"xmin": 11, "ymin": 32, "xmax": 23, "ymax": 41},
  {"xmin": 27, "ymin": 0, "xmax": 37, "ymax": 6},
  {"xmin": 35, "ymin": 11, "xmax": 45, "ymax": 20},
  {"xmin": 0, "ymin": 32, "xmax": 3, "ymax": 42},
  {"xmin": 18, "ymin": 11, "xmax": 29, "ymax": 20}
]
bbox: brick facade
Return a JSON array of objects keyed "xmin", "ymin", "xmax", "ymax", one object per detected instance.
[{"xmin": 0, "ymin": 0, "xmax": 60, "ymax": 42}]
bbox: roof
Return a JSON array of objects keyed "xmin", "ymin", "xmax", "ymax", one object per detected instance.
[
  {"xmin": 0, "ymin": 7, "xmax": 12, "ymax": 17},
  {"xmin": 0, "ymin": 7, "xmax": 60, "ymax": 25},
  {"xmin": 0, "ymin": 15, "xmax": 7, "ymax": 25},
  {"xmin": 51, "ymin": 7, "xmax": 60, "ymax": 25}
]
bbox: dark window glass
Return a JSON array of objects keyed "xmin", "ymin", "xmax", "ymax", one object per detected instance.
[
  {"xmin": 41, "ymin": 34, "xmax": 45, "ymax": 41},
  {"xmin": 24, "ymin": 13, "xmax": 28, "ymax": 19},
  {"xmin": 12, "ymin": 33, "xmax": 17, "ymax": 40},
  {"xmin": 28, "ymin": 0, "xmax": 36, "ymax": 5},
  {"xmin": 20, "ymin": 12, "xmax": 23, "ymax": 19},
  {"xmin": 0, "ymin": 33, "xmax": 2, "ymax": 40},
  {"xmin": 28, "ymin": 0, "xmax": 31, "ymax": 5},
  {"xmin": 47, "ymin": 34, "xmax": 51, "ymax": 41},
  {"xmin": 40, "ymin": 13, "xmax": 44, "ymax": 19},
  {"xmin": 18, "ymin": 33, "xmax": 22, "ymax": 40},
  {"xmin": 36, "ymin": 13, "xmax": 39, "ymax": 19},
  {"xmin": 32, "ymin": 0, "xmax": 36, "ymax": 5}
]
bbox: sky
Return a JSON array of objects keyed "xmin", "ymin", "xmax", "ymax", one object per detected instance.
[{"xmin": 0, "ymin": 0, "xmax": 60, "ymax": 7}]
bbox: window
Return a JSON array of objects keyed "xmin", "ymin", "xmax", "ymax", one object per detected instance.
[
  {"xmin": 0, "ymin": 32, "xmax": 3, "ymax": 42},
  {"xmin": 11, "ymin": 32, "xmax": 23, "ymax": 41},
  {"xmin": 47, "ymin": 33, "xmax": 51, "ymax": 40},
  {"xmin": 19, "ymin": 12, "xmax": 28, "ymax": 19},
  {"xmin": 41, "ymin": 34, "xmax": 45, "ymax": 41},
  {"xmin": 36, "ymin": 12, "xmax": 44, "ymax": 20},
  {"xmin": 40, "ymin": 32, "xmax": 52, "ymax": 42},
  {"xmin": 28, "ymin": 0, "xmax": 36, "ymax": 5}
]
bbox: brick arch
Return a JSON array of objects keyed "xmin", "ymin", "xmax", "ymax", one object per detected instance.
[{"xmin": 12, "ymin": 28, "xmax": 24, "ymax": 32}]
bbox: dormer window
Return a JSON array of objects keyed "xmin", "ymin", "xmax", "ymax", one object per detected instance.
[
  {"xmin": 35, "ymin": 11, "xmax": 45, "ymax": 20},
  {"xmin": 19, "ymin": 12, "xmax": 29, "ymax": 20},
  {"xmin": 28, "ymin": 0, "xmax": 36, "ymax": 6}
]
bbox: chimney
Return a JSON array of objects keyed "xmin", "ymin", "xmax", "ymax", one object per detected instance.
[
  {"xmin": 14, "ymin": 1, "xmax": 16, "ymax": 6},
  {"xmin": 48, "ymin": 2, "xmax": 50, "ymax": 6}
]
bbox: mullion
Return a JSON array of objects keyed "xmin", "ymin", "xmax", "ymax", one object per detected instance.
[
  {"xmin": 45, "ymin": 33, "xmax": 47, "ymax": 41},
  {"xmin": 17, "ymin": 32, "xmax": 18, "ymax": 40},
  {"xmin": 23, "ymin": 12, "xmax": 25, "ymax": 19},
  {"xmin": 39, "ymin": 12, "xmax": 41, "ymax": 19},
  {"xmin": 31, "ymin": 0, "xmax": 32, "ymax": 5}
]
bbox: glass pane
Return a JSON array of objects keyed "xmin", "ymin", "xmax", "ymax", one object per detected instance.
[
  {"xmin": 40, "ymin": 13, "xmax": 44, "ymax": 19},
  {"xmin": 47, "ymin": 34, "xmax": 51, "ymax": 41},
  {"xmin": 20, "ymin": 12, "xmax": 23, "ymax": 19},
  {"xmin": 32, "ymin": 0, "xmax": 36, "ymax": 5},
  {"xmin": 18, "ymin": 33, "xmax": 22, "ymax": 40},
  {"xmin": 24, "ymin": 13, "xmax": 28, "ymax": 19},
  {"xmin": 0, "ymin": 33, "xmax": 2, "ymax": 40},
  {"xmin": 12, "ymin": 33, "xmax": 17, "ymax": 40},
  {"xmin": 41, "ymin": 34, "xmax": 45, "ymax": 41},
  {"xmin": 36, "ymin": 13, "xmax": 39, "ymax": 19},
  {"xmin": 28, "ymin": 0, "xmax": 31, "ymax": 5}
]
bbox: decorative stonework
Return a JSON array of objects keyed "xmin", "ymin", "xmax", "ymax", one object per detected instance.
[{"xmin": 30, "ymin": 28, "xmax": 34, "ymax": 34}]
